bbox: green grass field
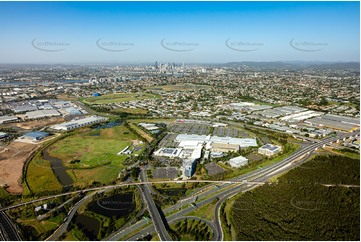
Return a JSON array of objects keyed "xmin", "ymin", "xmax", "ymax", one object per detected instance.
[
  {"xmin": 0, "ymin": 187, "xmax": 10, "ymax": 199},
  {"xmin": 186, "ymin": 199, "xmax": 217, "ymax": 221},
  {"xmin": 81, "ymin": 92, "xmax": 160, "ymax": 105},
  {"xmin": 67, "ymin": 165, "xmax": 122, "ymax": 187},
  {"xmin": 25, "ymin": 153, "xmax": 63, "ymax": 196},
  {"xmin": 334, "ymin": 148, "xmax": 360, "ymax": 159},
  {"xmin": 113, "ymin": 108, "xmax": 148, "ymax": 115},
  {"xmin": 47, "ymin": 124, "xmax": 144, "ymax": 187},
  {"xmin": 48, "ymin": 125, "xmax": 140, "ymax": 168},
  {"xmin": 19, "ymin": 219, "xmax": 59, "ymax": 235}
]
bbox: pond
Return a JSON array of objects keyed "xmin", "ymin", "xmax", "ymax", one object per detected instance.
[
  {"xmin": 87, "ymin": 193, "xmax": 135, "ymax": 219},
  {"xmin": 95, "ymin": 121, "xmax": 122, "ymax": 130},
  {"xmin": 42, "ymin": 121, "xmax": 123, "ymax": 189},
  {"xmin": 42, "ymin": 148, "xmax": 73, "ymax": 191},
  {"xmin": 74, "ymin": 214, "xmax": 100, "ymax": 240}
]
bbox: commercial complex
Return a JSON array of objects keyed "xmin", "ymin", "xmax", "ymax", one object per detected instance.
[
  {"xmin": 228, "ymin": 156, "xmax": 249, "ymax": 168},
  {"xmin": 258, "ymin": 144, "xmax": 282, "ymax": 157},
  {"xmin": 154, "ymin": 133, "xmax": 258, "ymax": 177}
]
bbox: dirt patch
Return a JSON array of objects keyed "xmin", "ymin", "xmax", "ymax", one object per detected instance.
[
  {"xmin": 131, "ymin": 139, "xmax": 142, "ymax": 145},
  {"xmin": 13, "ymin": 117, "xmax": 65, "ymax": 130},
  {"xmin": 0, "ymin": 141, "xmax": 39, "ymax": 194}
]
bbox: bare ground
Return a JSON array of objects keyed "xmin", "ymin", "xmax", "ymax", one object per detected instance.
[
  {"xmin": 0, "ymin": 141, "xmax": 39, "ymax": 194},
  {"xmin": 14, "ymin": 117, "xmax": 65, "ymax": 130}
]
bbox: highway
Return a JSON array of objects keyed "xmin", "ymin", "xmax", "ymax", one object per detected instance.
[
  {"xmin": 0, "ymin": 131, "xmax": 357, "ymax": 241},
  {"xmin": 107, "ymin": 131, "xmax": 358, "ymax": 241},
  {"xmin": 0, "ymin": 210, "xmax": 21, "ymax": 241},
  {"xmin": 139, "ymin": 168, "xmax": 172, "ymax": 241},
  {"xmin": 46, "ymin": 192, "xmax": 96, "ymax": 241}
]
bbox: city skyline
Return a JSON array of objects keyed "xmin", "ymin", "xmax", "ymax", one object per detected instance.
[{"xmin": 0, "ymin": 1, "xmax": 359, "ymax": 64}]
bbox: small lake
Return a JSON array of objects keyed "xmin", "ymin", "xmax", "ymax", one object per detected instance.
[
  {"xmin": 95, "ymin": 121, "xmax": 122, "ymax": 130},
  {"xmin": 42, "ymin": 121, "xmax": 123, "ymax": 189},
  {"xmin": 42, "ymin": 148, "xmax": 73, "ymax": 191},
  {"xmin": 88, "ymin": 193, "xmax": 135, "ymax": 218},
  {"xmin": 74, "ymin": 214, "xmax": 100, "ymax": 240}
]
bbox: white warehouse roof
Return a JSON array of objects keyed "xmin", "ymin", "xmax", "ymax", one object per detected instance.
[
  {"xmin": 175, "ymin": 134, "xmax": 257, "ymax": 148},
  {"xmin": 210, "ymin": 136, "xmax": 257, "ymax": 147},
  {"xmin": 51, "ymin": 115, "xmax": 107, "ymax": 131}
]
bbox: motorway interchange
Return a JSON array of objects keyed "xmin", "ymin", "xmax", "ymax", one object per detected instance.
[{"xmin": 0, "ymin": 131, "xmax": 358, "ymax": 241}]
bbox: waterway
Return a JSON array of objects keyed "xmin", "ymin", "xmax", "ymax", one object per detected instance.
[
  {"xmin": 95, "ymin": 121, "xmax": 122, "ymax": 130},
  {"xmin": 74, "ymin": 214, "xmax": 100, "ymax": 240},
  {"xmin": 42, "ymin": 148, "xmax": 73, "ymax": 191},
  {"xmin": 41, "ymin": 121, "xmax": 123, "ymax": 190}
]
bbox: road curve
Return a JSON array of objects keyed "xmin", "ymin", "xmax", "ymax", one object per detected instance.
[
  {"xmin": 0, "ymin": 210, "xmax": 21, "ymax": 241},
  {"xmin": 169, "ymin": 216, "xmax": 219, "ymax": 241},
  {"xmin": 118, "ymin": 131, "xmax": 358, "ymax": 240},
  {"xmin": 46, "ymin": 192, "xmax": 96, "ymax": 241}
]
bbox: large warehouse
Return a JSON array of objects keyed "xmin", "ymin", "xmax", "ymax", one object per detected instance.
[
  {"xmin": 305, "ymin": 114, "xmax": 359, "ymax": 132},
  {"xmin": 175, "ymin": 134, "xmax": 258, "ymax": 148},
  {"xmin": 23, "ymin": 131, "xmax": 49, "ymax": 141},
  {"xmin": 25, "ymin": 110, "xmax": 61, "ymax": 119},
  {"xmin": 50, "ymin": 115, "xmax": 108, "ymax": 131}
]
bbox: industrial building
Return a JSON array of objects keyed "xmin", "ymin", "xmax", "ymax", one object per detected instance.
[
  {"xmin": 153, "ymin": 147, "xmax": 182, "ymax": 158},
  {"xmin": 138, "ymin": 123, "xmax": 159, "ymax": 133},
  {"xmin": 228, "ymin": 156, "xmax": 248, "ymax": 168},
  {"xmin": 280, "ymin": 110, "xmax": 324, "ymax": 122},
  {"xmin": 209, "ymin": 136, "xmax": 258, "ymax": 148},
  {"xmin": 0, "ymin": 132, "xmax": 8, "ymax": 139},
  {"xmin": 23, "ymin": 131, "xmax": 49, "ymax": 141},
  {"xmin": 50, "ymin": 115, "xmax": 108, "ymax": 131},
  {"xmin": 0, "ymin": 115, "xmax": 19, "ymax": 124},
  {"xmin": 184, "ymin": 160, "xmax": 196, "ymax": 177},
  {"xmin": 64, "ymin": 107, "xmax": 82, "ymax": 115},
  {"xmin": 154, "ymin": 133, "xmax": 258, "ymax": 178},
  {"xmin": 211, "ymin": 143, "xmax": 239, "ymax": 153},
  {"xmin": 175, "ymin": 134, "xmax": 257, "ymax": 148},
  {"xmin": 13, "ymin": 105, "xmax": 38, "ymax": 113},
  {"xmin": 25, "ymin": 109, "xmax": 61, "ymax": 119},
  {"xmin": 258, "ymin": 144, "xmax": 282, "ymax": 157},
  {"xmin": 305, "ymin": 114, "xmax": 359, "ymax": 132}
]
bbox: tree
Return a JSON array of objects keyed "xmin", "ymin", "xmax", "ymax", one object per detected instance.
[
  {"xmin": 319, "ymin": 97, "xmax": 329, "ymax": 106},
  {"xmin": 130, "ymin": 167, "xmax": 140, "ymax": 180}
]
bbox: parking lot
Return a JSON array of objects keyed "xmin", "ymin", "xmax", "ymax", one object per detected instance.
[
  {"xmin": 152, "ymin": 167, "xmax": 179, "ymax": 179},
  {"xmin": 213, "ymin": 127, "xmax": 250, "ymax": 138},
  {"xmin": 168, "ymin": 123, "xmax": 211, "ymax": 135},
  {"xmin": 205, "ymin": 162, "xmax": 226, "ymax": 176},
  {"xmin": 167, "ymin": 123, "xmax": 250, "ymax": 138},
  {"xmin": 158, "ymin": 133, "xmax": 179, "ymax": 148}
]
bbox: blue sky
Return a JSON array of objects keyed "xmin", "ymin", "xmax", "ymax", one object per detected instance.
[{"xmin": 0, "ymin": 1, "xmax": 359, "ymax": 64}]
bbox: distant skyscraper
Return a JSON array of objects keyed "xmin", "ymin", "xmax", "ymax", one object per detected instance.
[{"xmin": 155, "ymin": 61, "xmax": 158, "ymax": 69}]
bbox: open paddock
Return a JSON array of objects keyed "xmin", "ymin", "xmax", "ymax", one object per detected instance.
[{"xmin": 81, "ymin": 92, "xmax": 160, "ymax": 105}]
